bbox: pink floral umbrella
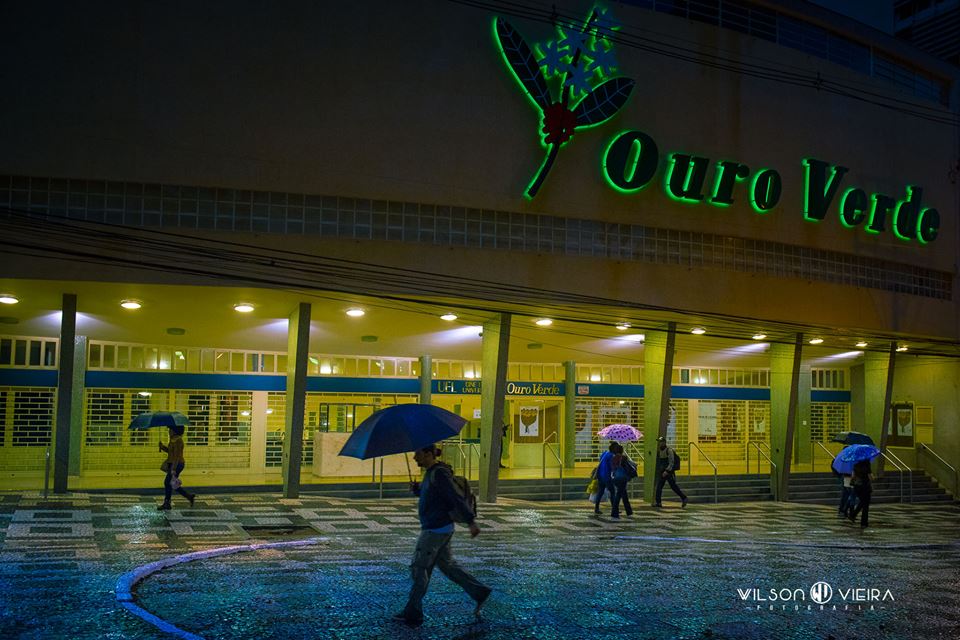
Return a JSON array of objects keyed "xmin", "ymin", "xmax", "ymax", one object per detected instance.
[{"xmin": 598, "ymin": 423, "xmax": 641, "ymax": 442}]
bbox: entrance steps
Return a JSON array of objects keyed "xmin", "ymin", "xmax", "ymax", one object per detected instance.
[{"xmin": 788, "ymin": 471, "xmax": 955, "ymax": 505}]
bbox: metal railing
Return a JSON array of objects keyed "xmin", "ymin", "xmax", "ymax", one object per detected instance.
[
  {"xmin": 747, "ymin": 441, "xmax": 779, "ymax": 501},
  {"xmin": 745, "ymin": 440, "xmax": 770, "ymax": 474},
  {"xmin": 884, "ymin": 449, "xmax": 913, "ymax": 503},
  {"xmin": 810, "ymin": 441, "xmax": 836, "ymax": 473},
  {"xmin": 43, "ymin": 446, "xmax": 51, "ymax": 499},
  {"xmin": 625, "ymin": 442, "xmax": 644, "ymax": 500},
  {"xmin": 542, "ymin": 440, "xmax": 563, "ymax": 500},
  {"xmin": 878, "ymin": 451, "xmax": 908, "ymax": 503},
  {"xmin": 687, "ymin": 442, "xmax": 718, "ymax": 504},
  {"xmin": 917, "ymin": 443, "xmax": 959, "ymax": 498}
]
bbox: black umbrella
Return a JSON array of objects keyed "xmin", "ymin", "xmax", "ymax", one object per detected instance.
[{"xmin": 831, "ymin": 431, "xmax": 874, "ymax": 446}]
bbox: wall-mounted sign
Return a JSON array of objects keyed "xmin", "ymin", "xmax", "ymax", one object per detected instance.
[
  {"xmin": 519, "ymin": 405, "xmax": 540, "ymax": 436},
  {"xmin": 494, "ymin": 10, "xmax": 941, "ymax": 244},
  {"xmin": 433, "ymin": 380, "xmax": 563, "ymax": 396}
]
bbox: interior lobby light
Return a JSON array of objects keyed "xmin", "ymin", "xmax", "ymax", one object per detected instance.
[
  {"xmin": 346, "ymin": 308, "xmax": 365, "ymax": 317},
  {"xmin": 625, "ymin": 334, "xmax": 645, "ymax": 343},
  {"xmin": 615, "ymin": 322, "xmax": 630, "ymax": 331},
  {"xmin": 535, "ymin": 318, "xmax": 553, "ymax": 326},
  {"xmin": 690, "ymin": 327, "xmax": 706, "ymax": 335},
  {"xmin": 856, "ymin": 341, "xmax": 868, "ymax": 348},
  {"xmin": 440, "ymin": 313, "xmax": 458, "ymax": 321},
  {"xmin": 233, "ymin": 303, "xmax": 255, "ymax": 313},
  {"xmin": 808, "ymin": 337, "xmax": 824, "ymax": 345},
  {"xmin": 752, "ymin": 333, "xmax": 767, "ymax": 341},
  {"xmin": 0, "ymin": 294, "xmax": 19, "ymax": 305},
  {"xmin": 896, "ymin": 344, "xmax": 909, "ymax": 352},
  {"xmin": 120, "ymin": 299, "xmax": 142, "ymax": 310}
]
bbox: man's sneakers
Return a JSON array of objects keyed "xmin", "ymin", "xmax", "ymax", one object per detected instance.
[
  {"xmin": 474, "ymin": 587, "xmax": 492, "ymax": 619},
  {"xmin": 651, "ymin": 503, "xmax": 663, "ymax": 508},
  {"xmin": 391, "ymin": 612, "xmax": 423, "ymax": 627},
  {"xmin": 187, "ymin": 493, "xmax": 196, "ymax": 508},
  {"xmin": 681, "ymin": 497, "xmax": 688, "ymax": 508},
  {"xmin": 156, "ymin": 502, "xmax": 171, "ymax": 511}
]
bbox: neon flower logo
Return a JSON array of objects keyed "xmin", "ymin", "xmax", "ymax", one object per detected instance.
[{"xmin": 494, "ymin": 8, "xmax": 635, "ymax": 198}]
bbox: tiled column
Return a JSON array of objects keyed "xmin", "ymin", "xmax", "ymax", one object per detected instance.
[
  {"xmin": 865, "ymin": 343, "xmax": 897, "ymax": 474},
  {"xmin": 642, "ymin": 323, "xmax": 675, "ymax": 504},
  {"xmin": 53, "ymin": 294, "xmax": 79, "ymax": 493},
  {"xmin": 795, "ymin": 363, "xmax": 812, "ymax": 465},
  {"xmin": 770, "ymin": 334, "xmax": 802, "ymax": 500},
  {"xmin": 563, "ymin": 361, "xmax": 576, "ymax": 469},
  {"xmin": 479, "ymin": 313, "xmax": 510, "ymax": 503},
  {"xmin": 282, "ymin": 303, "xmax": 311, "ymax": 498}
]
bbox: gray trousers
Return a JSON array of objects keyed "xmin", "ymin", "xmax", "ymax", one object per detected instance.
[{"xmin": 402, "ymin": 529, "xmax": 489, "ymax": 622}]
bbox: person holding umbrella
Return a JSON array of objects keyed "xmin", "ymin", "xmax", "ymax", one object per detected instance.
[
  {"xmin": 848, "ymin": 459, "xmax": 873, "ymax": 528},
  {"xmin": 394, "ymin": 444, "xmax": 491, "ymax": 627},
  {"xmin": 158, "ymin": 423, "xmax": 196, "ymax": 511}
]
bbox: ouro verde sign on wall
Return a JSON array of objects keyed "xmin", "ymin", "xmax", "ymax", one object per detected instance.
[{"xmin": 493, "ymin": 9, "xmax": 941, "ymax": 244}]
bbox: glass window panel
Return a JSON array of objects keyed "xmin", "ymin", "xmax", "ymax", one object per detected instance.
[
  {"xmin": 382, "ymin": 360, "xmax": 396, "ymax": 376},
  {"xmin": 0, "ymin": 338, "xmax": 11, "ymax": 365},
  {"xmin": 230, "ymin": 352, "xmax": 244, "ymax": 372},
  {"xmin": 146, "ymin": 347, "xmax": 158, "ymax": 369},
  {"xmin": 131, "ymin": 347, "xmax": 144, "ymax": 370},
  {"xmin": 173, "ymin": 350, "xmax": 186, "ymax": 371},
  {"xmin": 215, "ymin": 351, "xmax": 229, "ymax": 372},
  {"xmin": 277, "ymin": 355, "xmax": 287, "ymax": 371},
  {"xmin": 29, "ymin": 341, "xmax": 42, "ymax": 366},
  {"xmin": 44, "ymin": 341, "xmax": 57, "ymax": 367},
  {"xmin": 102, "ymin": 344, "xmax": 115, "ymax": 368},
  {"xmin": 13, "ymin": 340, "xmax": 26, "ymax": 366},
  {"xmin": 397, "ymin": 360, "xmax": 411, "ymax": 377},
  {"xmin": 116, "ymin": 346, "xmax": 130, "ymax": 369},
  {"xmin": 249, "ymin": 353, "xmax": 262, "ymax": 373},
  {"xmin": 87, "ymin": 343, "xmax": 101, "ymax": 368},
  {"xmin": 262, "ymin": 353, "xmax": 275, "ymax": 373},
  {"xmin": 158, "ymin": 347, "xmax": 172, "ymax": 370}
]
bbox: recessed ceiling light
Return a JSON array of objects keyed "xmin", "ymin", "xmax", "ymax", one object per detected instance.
[
  {"xmin": 856, "ymin": 341, "xmax": 868, "ymax": 348},
  {"xmin": 440, "ymin": 313, "xmax": 458, "ymax": 321},
  {"xmin": 138, "ymin": 391, "xmax": 152, "ymax": 397},
  {"xmin": 0, "ymin": 294, "xmax": 19, "ymax": 305},
  {"xmin": 346, "ymin": 308, "xmax": 365, "ymax": 317},
  {"xmin": 234, "ymin": 303, "xmax": 255, "ymax": 313},
  {"xmin": 360, "ymin": 335, "xmax": 378, "ymax": 342},
  {"xmin": 166, "ymin": 327, "xmax": 186, "ymax": 336},
  {"xmin": 625, "ymin": 334, "xmax": 645, "ymax": 343},
  {"xmin": 752, "ymin": 333, "xmax": 767, "ymax": 341},
  {"xmin": 527, "ymin": 343, "xmax": 543, "ymax": 349},
  {"xmin": 896, "ymin": 344, "xmax": 909, "ymax": 352},
  {"xmin": 690, "ymin": 327, "xmax": 706, "ymax": 335},
  {"xmin": 615, "ymin": 322, "xmax": 630, "ymax": 331},
  {"xmin": 120, "ymin": 299, "xmax": 142, "ymax": 310},
  {"xmin": 535, "ymin": 318, "xmax": 553, "ymax": 326},
  {"xmin": 808, "ymin": 337, "xmax": 824, "ymax": 345}
]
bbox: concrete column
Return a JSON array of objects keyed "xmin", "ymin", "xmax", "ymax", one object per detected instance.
[
  {"xmin": 770, "ymin": 334, "xmax": 802, "ymax": 500},
  {"xmin": 282, "ymin": 302, "xmax": 311, "ymax": 498},
  {"xmin": 795, "ymin": 363, "xmax": 812, "ymax": 465},
  {"xmin": 419, "ymin": 355, "xmax": 432, "ymax": 405},
  {"xmin": 53, "ymin": 293, "xmax": 77, "ymax": 493},
  {"xmin": 874, "ymin": 343, "xmax": 897, "ymax": 475},
  {"xmin": 479, "ymin": 313, "xmax": 510, "ymax": 503},
  {"xmin": 642, "ymin": 323, "xmax": 676, "ymax": 503},
  {"xmin": 563, "ymin": 360, "xmax": 576, "ymax": 469}
]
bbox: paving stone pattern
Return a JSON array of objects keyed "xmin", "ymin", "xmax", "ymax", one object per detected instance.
[{"xmin": 0, "ymin": 491, "xmax": 958, "ymax": 639}]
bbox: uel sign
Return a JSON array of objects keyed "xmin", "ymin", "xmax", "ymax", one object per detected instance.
[{"xmin": 603, "ymin": 131, "xmax": 941, "ymax": 244}]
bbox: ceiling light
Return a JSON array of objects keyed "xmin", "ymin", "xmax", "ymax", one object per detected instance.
[
  {"xmin": 752, "ymin": 333, "xmax": 767, "ymax": 341},
  {"xmin": 240, "ymin": 410, "xmax": 251, "ymax": 417},
  {"xmin": 535, "ymin": 318, "xmax": 553, "ymax": 326},
  {"xmin": 896, "ymin": 345, "xmax": 909, "ymax": 352},
  {"xmin": 346, "ymin": 308, "xmax": 365, "ymax": 317},
  {"xmin": 166, "ymin": 327, "xmax": 186, "ymax": 336},
  {"xmin": 690, "ymin": 327, "xmax": 706, "ymax": 335},
  {"xmin": 120, "ymin": 299, "xmax": 142, "ymax": 310},
  {"xmin": 625, "ymin": 334, "xmax": 645, "ymax": 343},
  {"xmin": 138, "ymin": 391, "xmax": 152, "ymax": 397},
  {"xmin": 615, "ymin": 322, "xmax": 630, "ymax": 331},
  {"xmin": 590, "ymin": 374, "xmax": 601, "ymax": 381},
  {"xmin": 808, "ymin": 337, "xmax": 824, "ymax": 345},
  {"xmin": 440, "ymin": 313, "xmax": 458, "ymax": 321},
  {"xmin": 0, "ymin": 294, "xmax": 19, "ymax": 305},
  {"xmin": 856, "ymin": 341, "xmax": 868, "ymax": 348},
  {"xmin": 234, "ymin": 303, "xmax": 255, "ymax": 313}
]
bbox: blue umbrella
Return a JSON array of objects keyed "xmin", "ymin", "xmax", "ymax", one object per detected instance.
[
  {"xmin": 338, "ymin": 404, "xmax": 467, "ymax": 460},
  {"xmin": 831, "ymin": 444, "xmax": 881, "ymax": 475},
  {"xmin": 129, "ymin": 411, "xmax": 191, "ymax": 431},
  {"xmin": 832, "ymin": 431, "xmax": 874, "ymax": 446}
]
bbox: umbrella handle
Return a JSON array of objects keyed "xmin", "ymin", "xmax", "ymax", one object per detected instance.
[{"xmin": 404, "ymin": 452, "xmax": 412, "ymax": 483}]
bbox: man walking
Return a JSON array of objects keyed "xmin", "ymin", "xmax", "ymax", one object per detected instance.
[
  {"xmin": 394, "ymin": 445, "xmax": 492, "ymax": 627},
  {"xmin": 654, "ymin": 436, "xmax": 688, "ymax": 508}
]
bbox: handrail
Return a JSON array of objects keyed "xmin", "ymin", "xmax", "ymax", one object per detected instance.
[
  {"xmin": 43, "ymin": 446, "xmax": 51, "ymax": 500},
  {"xmin": 745, "ymin": 440, "xmax": 770, "ymax": 474},
  {"xmin": 917, "ymin": 443, "xmax": 959, "ymax": 497},
  {"xmin": 879, "ymin": 451, "xmax": 906, "ymax": 503},
  {"xmin": 625, "ymin": 443, "xmax": 644, "ymax": 500},
  {"xmin": 468, "ymin": 443, "xmax": 481, "ymax": 481},
  {"xmin": 542, "ymin": 442, "xmax": 563, "ymax": 500},
  {"xmin": 747, "ymin": 442, "xmax": 779, "ymax": 501},
  {"xmin": 810, "ymin": 441, "xmax": 836, "ymax": 473},
  {"xmin": 884, "ymin": 449, "xmax": 912, "ymax": 503},
  {"xmin": 687, "ymin": 442, "xmax": 719, "ymax": 504}
]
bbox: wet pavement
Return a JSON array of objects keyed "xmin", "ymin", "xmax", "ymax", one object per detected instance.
[{"xmin": 1, "ymin": 491, "xmax": 958, "ymax": 639}]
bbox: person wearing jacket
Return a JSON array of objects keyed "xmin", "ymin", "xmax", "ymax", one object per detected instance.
[
  {"xmin": 394, "ymin": 445, "xmax": 492, "ymax": 627},
  {"xmin": 609, "ymin": 442, "xmax": 635, "ymax": 518},
  {"xmin": 157, "ymin": 424, "xmax": 196, "ymax": 511},
  {"xmin": 848, "ymin": 459, "xmax": 873, "ymax": 528},
  {"xmin": 654, "ymin": 436, "xmax": 687, "ymax": 508},
  {"xmin": 593, "ymin": 442, "xmax": 618, "ymax": 515}
]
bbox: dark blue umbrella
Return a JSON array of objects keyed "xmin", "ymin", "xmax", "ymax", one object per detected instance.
[
  {"xmin": 338, "ymin": 404, "xmax": 466, "ymax": 460},
  {"xmin": 831, "ymin": 444, "xmax": 881, "ymax": 475},
  {"xmin": 129, "ymin": 411, "xmax": 191, "ymax": 431},
  {"xmin": 832, "ymin": 431, "xmax": 874, "ymax": 446}
]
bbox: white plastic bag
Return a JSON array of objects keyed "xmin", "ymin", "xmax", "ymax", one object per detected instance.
[{"xmin": 171, "ymin": 476, "xmax": 182, "ymax": 490}]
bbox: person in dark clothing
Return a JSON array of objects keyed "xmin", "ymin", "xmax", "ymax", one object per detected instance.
[
  {"xmin": 394, "ymin": 445, "xmax": 491, "ymax": 627},
  {"xmin": 849, "ymin": 459, "xmax": 872, "ymax": 528},
  {"xmin": 609, "ymin": 442, "xmax": 635, "ymax": 518},
  {"xmin": 593, "ymin": 442, "xmax": 617, "ymax": 515},
  {"xmin": 157, "ymin": 424, "xmax": 196, "ymax": 510},
  {"xmin": 654, "ymin": 436, "xmax": 687, "ymax": 508}
]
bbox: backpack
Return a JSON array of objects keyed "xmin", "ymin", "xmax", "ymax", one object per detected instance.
[
  {"xmin": 623, "ymin": 457, "xmax": 638, "ymax": 479},
  {"xmin": 670, "ymin": 449, "xmax": 681, "ymax": 472},
  {"xmin": 449, "ymin": 471, "xmax": 477, "ymax": 523}
]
